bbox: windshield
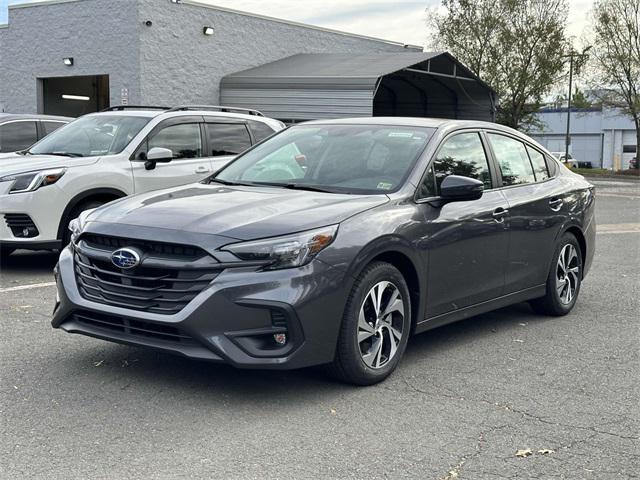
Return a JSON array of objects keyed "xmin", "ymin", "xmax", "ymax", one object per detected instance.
[
  {"xmin": 215, "ymin": 124, "xmax": 435, "ymax": 194},
  {"xmin": 28, "ymin": 115, "xmax": 150, "ymax": 157}
]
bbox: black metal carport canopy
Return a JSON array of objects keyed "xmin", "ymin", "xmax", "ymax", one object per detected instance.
[{"xmin": 220, "ymin": 52, "xmax": 497, "ymax": 122}]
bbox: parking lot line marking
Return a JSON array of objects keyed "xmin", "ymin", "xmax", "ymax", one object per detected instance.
[
  {"xmin": 597, "ymin": 193, "xmax": 640, "ymax": 200},
  {"xmin": 0, "ymin": 281, "xmax": 56, "ymax": 293},
  {"xmin": 597, "ymin": 230, "xmax": 640, "ymax": 235}
]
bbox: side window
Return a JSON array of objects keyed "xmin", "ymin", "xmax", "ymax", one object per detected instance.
[
  {"xmin": 526, "ymin": 146, "xmax": 549, "ymax": 181},
  {"xmin": 487, "ymin": 133, "xmax": 536, "ymax": 186},
  {"xmin": 42, "ymin": 121, "xmax": 66, "ymax": 136},
  {"xmin": 0, "ymin": 121, "xmax": 38, "ymax": 152},
  {"xmin": 248, "ymin": 120, "xmax": 276, "ymax": 143},
  {"xmin": 204, "ymin": 123, "xmax": 251, "ymax": 156},
  {"xmin": 420, "ymin": 132, "xmax": 492, "ymax": 197},
  {"xmin": 147, "ymin": 123, "xmax": 202, "ymax": 160}
]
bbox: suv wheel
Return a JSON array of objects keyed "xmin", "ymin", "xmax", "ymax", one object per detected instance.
[
  {"xmin": 530, "ymin": 232, "xmax": 582, "ymax": 316},
  {"xmin": 327, "ymin": 261, "xmax": 411, "ymax": 385},
  {"xmin": 62, "ymin": 200, "xmax": 104, "ymax": 246}
]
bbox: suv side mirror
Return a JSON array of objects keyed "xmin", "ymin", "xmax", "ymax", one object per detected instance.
[
  {"xmin": 144, "ymin": 147, "xmax": 173, "ymax": 170},
  {"xmin": 440, "ymin": 175, "xmax": 484, "ymax": 201}
]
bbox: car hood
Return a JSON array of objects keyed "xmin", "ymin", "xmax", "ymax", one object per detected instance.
[
  {"xmin": 87, "ymin": 184, "xmax": 389, "ymax": 240},
  {"xmin": 0, "ymin": 154, "xmax": 99, "ymax": 175}
]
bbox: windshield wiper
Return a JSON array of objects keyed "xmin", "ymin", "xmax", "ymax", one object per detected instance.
[
  {"xmin": 279, "ymin": 183, "xmax": 337, "ymax": 193},
  {"xmin": 208, "ymin": 178, "xmax": 256, "ymax": 187},
  {"xmin": 36, "ymin": 151, "xmax": 84, "ymax": 158}
]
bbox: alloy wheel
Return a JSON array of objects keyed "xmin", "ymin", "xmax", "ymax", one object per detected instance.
[
  {"xmin": 556, "ymin": 244, "xmax": 580, "ymax": 305},
  {"xmin": 357, "ymin": 281, "xmax": 405, "ymax": 369}
]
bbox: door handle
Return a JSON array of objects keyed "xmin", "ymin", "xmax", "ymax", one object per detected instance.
[
  {"xmin": 195, "ymin": 166, "xmax": 210, "ymax": 174},
  {"xmin": 492, "ymin": 207, "xmax": 509, "ymax": 222},
  {"xmin": 549, "ymin": 197, "xmax": 563, "ymax": 211}
]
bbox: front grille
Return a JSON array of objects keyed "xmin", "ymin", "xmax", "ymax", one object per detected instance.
[
  {"xmin": 82, "ymin": 233, "xmax": 201, "ymax": 259},
  {"xmin": 4, "ymin": 213, "xmax": 39, "ymax": 237},
  {"xmin": 74, "ymin": 234, "xmax": 221, "ymax": 315},
  {"xmin": 72, "ymin": 310, "xmax": 195, "ymax": 345}
]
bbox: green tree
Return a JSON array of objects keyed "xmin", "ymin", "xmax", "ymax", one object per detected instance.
[
  {"xmin": 429, "ymin": 0, "xmax": 570, "ymax": 130},
  {"xmin": 589, "ymin": 0, "xmax": 640, "ymax": 168},
  {"xmin": 572, "ymin": 87, "xmax": 592, "ymax": 109}
]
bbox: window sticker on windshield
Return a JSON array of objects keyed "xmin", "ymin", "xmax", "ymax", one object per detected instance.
[
  {"xmin": 377, "ymin": 182, "xmax": 393, "ymax": 190},
  {"xmin": 388, "ymin": 132, "xmax": 413, "ymax": 138}
]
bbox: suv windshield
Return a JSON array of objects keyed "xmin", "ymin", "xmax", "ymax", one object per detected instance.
[
  {"xmin": 215, "ymin": 124, "xmax": 434, "ymax": 194},
  {"xmin": 28, "ymin": 115, "xmax": 150, "ymax": 157}
]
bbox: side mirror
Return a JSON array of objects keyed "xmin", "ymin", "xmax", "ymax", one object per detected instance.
[
  {"xmin": 144, "ymin": 147, "xmax": 173, "ymax": 170},
  {"xmin": 440, "ymin": 175, "xmax": 484, "ymax": 201}
]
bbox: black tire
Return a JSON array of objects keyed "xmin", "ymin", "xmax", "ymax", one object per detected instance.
[
  {"xmin": 327, "ymin": 261, "xmax": 412, "ymax": 386},
  {"xmin": 62, "ymin": 200, "xmax": 104, "ymax": 247},
  {"xmin": 530, "ymin": 232, "xmax": 583, "ymax": 316}
]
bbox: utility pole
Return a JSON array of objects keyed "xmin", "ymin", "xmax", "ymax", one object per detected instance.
[{"xmin": 562, "ymin": 46, "xmax": 592, "ymax": 164}]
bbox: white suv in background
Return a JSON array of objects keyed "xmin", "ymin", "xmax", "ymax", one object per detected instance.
[{"xmin": 0, "ymin": 106, "xmax": 284, "ymax": 258}]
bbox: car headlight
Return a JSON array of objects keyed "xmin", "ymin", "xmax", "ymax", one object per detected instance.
[
  {"xmin": 222, "ymin": 225, "xmax": 338, "ymax": 270},
  {"xmin": 0, "ymin": 168, "xmax": 66, "ymax": 194},
  {"xmin": 68, "ymin": 208, "xmax": 97, "ymax": 244}
]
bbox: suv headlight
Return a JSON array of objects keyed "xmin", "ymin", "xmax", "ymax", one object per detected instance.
[
  {"xmin": 0, "ymin": 168, "xmax": 66, "ymax": 194},
  {"xmin": 222, "ymin": 225, "xmax": 338, "ymax": 270}
]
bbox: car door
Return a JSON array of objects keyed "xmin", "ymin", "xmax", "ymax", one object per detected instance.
[
  {"xmin": 415, "ymin": 131, "xmax": 510, "ymax": 318},
  {"xmin": 485, "ymin": 131, "xmax": 566, "ymax": 293},
  {"xmin": 0, "ymin": 120, "xmax": 38, "ymax": 152},
  {"xmin": 202, "ymin": 118, "xmax": 253, "ymax": 174},
  {"xmin": 130, "ymin": 116, "xmax": 213, "ymax": 193}
]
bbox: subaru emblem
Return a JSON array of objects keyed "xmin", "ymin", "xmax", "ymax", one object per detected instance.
[{"xmin": 111, "ymin": 248, "xmax": 140, "ymax": 269}]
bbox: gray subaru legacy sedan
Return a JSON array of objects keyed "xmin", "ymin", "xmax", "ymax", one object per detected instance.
[{"xmin": 52, "ymin": 117, "xmax": 596, "ymax": 385}]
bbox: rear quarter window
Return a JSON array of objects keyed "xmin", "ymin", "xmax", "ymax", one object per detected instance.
[{"xmin": 248, "ymin": 120, "xmax": 276, "ymax": 143}]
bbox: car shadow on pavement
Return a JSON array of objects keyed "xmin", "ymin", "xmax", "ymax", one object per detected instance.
[
  {"xmin": 54, "ymin": 301, "xmax": 544, "ymax": 403},
  {"xmin": 0, "ymin": 250, "xmax": 59, "ymax": 273}
]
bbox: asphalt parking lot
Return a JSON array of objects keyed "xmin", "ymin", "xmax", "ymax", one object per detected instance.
[{"xmin": 1, "ymin": 178, "xmax": 638, "ymax": 479}]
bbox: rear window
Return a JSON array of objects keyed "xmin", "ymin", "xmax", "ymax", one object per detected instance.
[
  {"xmin": 205, "ymin": 123, "xmax": 252, "ymax": 156},
  {"xmin": 488, "ymin": 133, "xmax": 536, "ymax": 186}
]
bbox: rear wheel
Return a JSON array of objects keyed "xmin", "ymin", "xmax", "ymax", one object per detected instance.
[
  {"xmin": 530, "ymin": 233, "xmax": 582, "ymax": 316},
  {"xmin": 327, "ymin": 262, "xmax": 411, "ymax": 385}
]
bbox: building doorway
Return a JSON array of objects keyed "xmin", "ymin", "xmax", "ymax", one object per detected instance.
[{"xmin": 38, "ymin": 75, "xmax": 109, "ymax": 117}]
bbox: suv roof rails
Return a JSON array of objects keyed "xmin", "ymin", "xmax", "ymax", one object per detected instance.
[
  {"xmin": 165, "ymin": 105, "xmax": 264, "ymax": 117},
  {"xmin": 101, "ymin": 105, "xmax": 170, "ymax": 112}
]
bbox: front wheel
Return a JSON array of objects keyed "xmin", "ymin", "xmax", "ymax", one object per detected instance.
[
  {"xmin": 530, "ymin": 233, "xmax": 583, "ymax": 316},
  {"xmin": 327, "ymin": 262, "xmax": 411, "ymax": 385}
]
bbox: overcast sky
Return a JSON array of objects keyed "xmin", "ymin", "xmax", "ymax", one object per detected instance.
[{"xmin": 2, "ymin": 0, "xmax": 594, "ymax": 46}]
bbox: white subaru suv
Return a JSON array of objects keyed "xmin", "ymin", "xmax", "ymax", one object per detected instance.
[{"xmin": 0, "ymin": 106, "xmax": 284, "ymax": 258}]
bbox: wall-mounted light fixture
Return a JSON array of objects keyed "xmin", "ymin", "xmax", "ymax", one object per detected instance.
[
  {"xmin": 62, "ymin": 94, "xmax": 90, "ymax": 101},
  {"xmin": 63, "ymin": 57, "xmax": 74, "ymax": 66},
  {"xmin": 203, "ymin": 26, "xmax": 214, "ymax": 36}
]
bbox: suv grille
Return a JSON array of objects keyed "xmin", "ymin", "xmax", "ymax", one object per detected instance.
[
  {"xmin": 74, "ymin": 234, "xmax": 221, "ymax": 315},
  {"xmin": 72, "ymin": 310, "xmax": 195, "ymax": 344}
]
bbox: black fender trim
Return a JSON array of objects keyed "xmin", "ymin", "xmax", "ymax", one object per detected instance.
[{"xmin": 56, "ymin": 188, "xmax": 127, "ymax": 240}]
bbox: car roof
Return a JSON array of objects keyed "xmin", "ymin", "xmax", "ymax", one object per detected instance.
[
  {"xmin": 87, "ymin": 109, "xmax": 279, "ymax": 123},
  {"xmin": 0, "ymin": 113, "xmax": 72, "ymax": 122},
  {"xmin": 299, "ymin": 116, "xmax": 525, "ymax": 136}
]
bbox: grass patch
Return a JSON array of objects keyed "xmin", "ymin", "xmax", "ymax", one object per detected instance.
[{"xmin": 569, "ymin": 167, "xmax": 640, "ymax": 178}]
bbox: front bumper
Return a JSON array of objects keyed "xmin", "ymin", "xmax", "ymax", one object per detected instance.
[
  {"xmin": 52, "ymin": 245, "xmax": 350, "ymax": 369},
  {"xmin": 0, "ymin": 185, "xmax": 67, "ymax": 249}
]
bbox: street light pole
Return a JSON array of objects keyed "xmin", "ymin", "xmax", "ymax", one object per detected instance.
[
  {"xmin": 562, "ymin": 46, "xmax": 592, "ymax": 165},
  {"xmin": 565, "ymin": 53, "xmax": 574, "ymax": 163}
]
